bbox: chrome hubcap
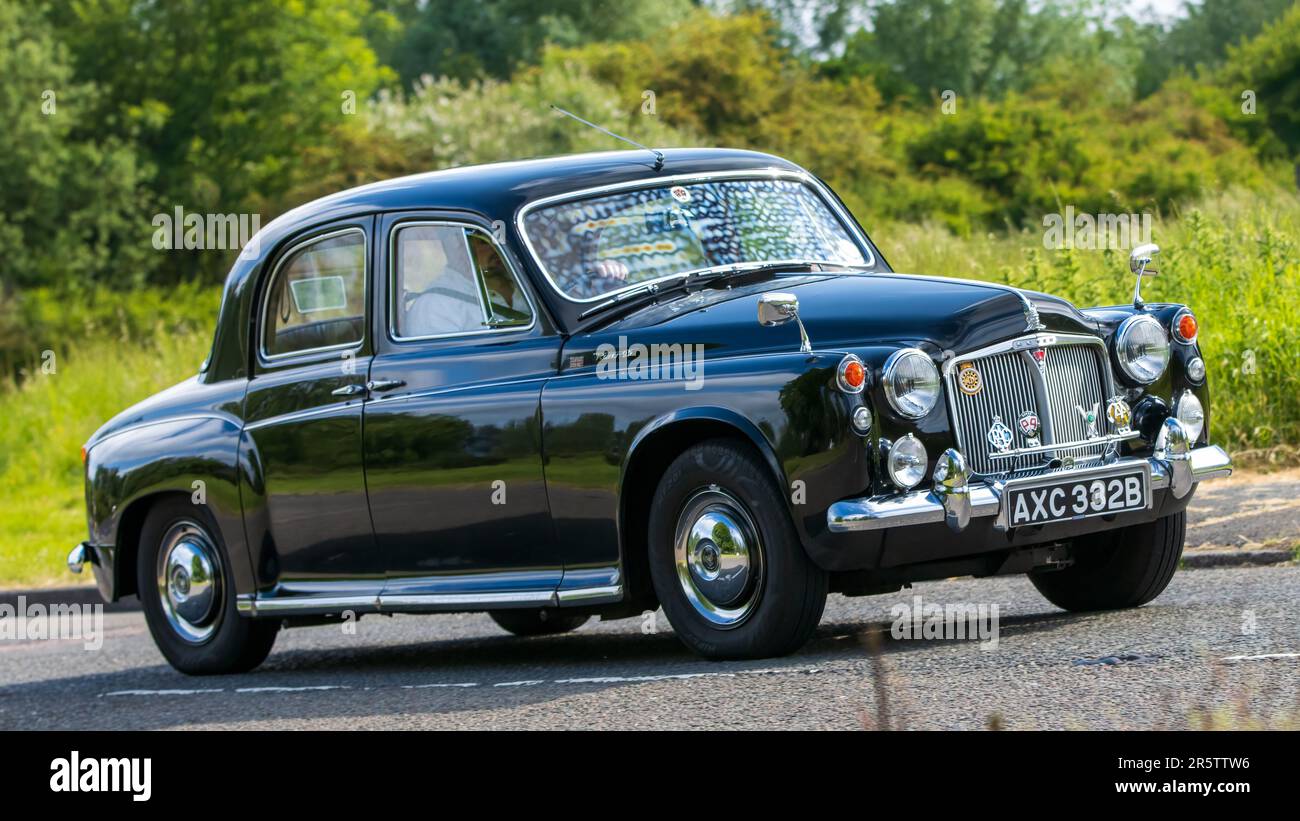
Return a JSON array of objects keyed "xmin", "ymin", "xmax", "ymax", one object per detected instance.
[
  {"xmin": 674, "ymin": 488, "xmax": 763, "ymax": 627},
  {"xmin": 156, "ymin": 522, "xmax": 223, "ymax": 644}
]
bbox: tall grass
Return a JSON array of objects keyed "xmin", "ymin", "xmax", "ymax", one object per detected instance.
[
  {"xmin": 0, "ymin": 324, "xmax": 212, "ymax": 587},
  {"xmin": 0, "ymin": 190, "xmax": 1296, "ymax": 587}
]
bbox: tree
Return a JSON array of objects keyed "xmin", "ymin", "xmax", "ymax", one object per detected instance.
[
  {"xmin": 372, "ymin": 0, "xmax": 695, "ymax": 88},
  {"xmin": 46, "ymin": 0, "xmax": 393, "ymax": 280},
  {"xmin": 1135, "ymin": 0, "xmax": 1295, "ymax": 98},
  {"xmin": 0, "ymin": 0, "xmax": 153, "ymax": 290}
]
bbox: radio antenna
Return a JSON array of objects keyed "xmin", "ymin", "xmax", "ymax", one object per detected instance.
[{"xmin": 549, "ymin": 104, "xmax": 665, "ymax": 170}]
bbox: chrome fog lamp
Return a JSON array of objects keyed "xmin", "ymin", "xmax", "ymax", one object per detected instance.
[
  {"xmin": 883, "ymin": 348, "xmax": 940, "ymax": 419},
  {"xmin": 1186, "ymin": 356, "xmax": 1206, "ymax": 383},
  {"xmin": 1175, "ymin": 390, "xmax": 1205, "ymax": 442},
  {"xmin": 1115, "ymin": 314, "xmax": 1170, "ymax": 384},
  {"xmin": 887, "ymin": 434, "xmax": 928, "ymax": 489}
]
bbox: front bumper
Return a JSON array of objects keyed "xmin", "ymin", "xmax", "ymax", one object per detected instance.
[{"xmin": 828, "ymin": 424, "xmax": 1231, "ymax": 535}]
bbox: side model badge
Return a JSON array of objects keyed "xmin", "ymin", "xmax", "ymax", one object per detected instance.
[
  {"xmin": 1076, "ymin": 402, "xmax": 1100, "ymax": 439},
  {"xmin": 1018, "ymin": 410, "xmax": 1041, "ymax": 448},
  {"xmin": 987, "ymin": 415, "xmax": 1014, "ymax": 453},
  {"xmin": 1105, "ymin": 396, "xmax": 1132, "ymax": 433},
  {"xmin": 957, "ymin": 362, "xmax": 982, "ymax": 395}
]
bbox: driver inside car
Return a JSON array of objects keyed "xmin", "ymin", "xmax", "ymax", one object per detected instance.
[{"xmin": 399, "ymin": 226, "xmax": 485, "ymax": 337}]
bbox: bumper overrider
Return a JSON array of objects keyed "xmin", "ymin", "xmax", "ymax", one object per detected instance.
[{"xmin": 828, "ymin": 418, "xmax": 1231, "ymax": 534}]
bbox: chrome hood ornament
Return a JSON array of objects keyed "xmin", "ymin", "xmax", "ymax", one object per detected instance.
[{"xmin": 1020, "ymin": 293, "xmax": 1046, "ymax": 332}]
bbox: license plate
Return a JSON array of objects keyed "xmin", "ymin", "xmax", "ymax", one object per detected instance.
[{"xmin": 1006, "ymin": 468, "xmax": 1149, "ymax": 526}]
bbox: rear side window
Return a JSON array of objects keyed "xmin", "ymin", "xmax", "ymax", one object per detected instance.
[
  {"xmin": 392, "ymin": 224, "xmax": 533, "ymax": 340},
  {"xmin": 263, "ymin": 229, "xmax": 366, "ymax": 359}
]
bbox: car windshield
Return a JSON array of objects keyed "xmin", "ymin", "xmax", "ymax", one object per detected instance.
[{"xmin": 521, "ymin": 177, "xmax": 869, "ymax": 301}]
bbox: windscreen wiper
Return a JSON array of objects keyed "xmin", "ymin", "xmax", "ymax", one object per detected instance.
[{"xmin": 574, "ymin": 260, "xmax": 863, "ymax": 327}]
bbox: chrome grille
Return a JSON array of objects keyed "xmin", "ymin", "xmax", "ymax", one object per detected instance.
[
  {"xmin": 1043, "ymin": 344, "xmax": 1108, "ymax": 454},
  {"xmin": 947, "ymin": 341, "xmax": 1110, "ymax": 476}
]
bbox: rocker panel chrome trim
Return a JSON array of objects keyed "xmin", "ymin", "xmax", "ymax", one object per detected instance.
[{"xmin": 237, "ymin": 584, "xmax": 624, "ymax": 616}]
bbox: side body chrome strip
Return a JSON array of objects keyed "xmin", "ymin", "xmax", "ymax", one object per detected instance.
[{"xmin": 237, "ymin": 583, "xmax": 622, "ymax": 617}]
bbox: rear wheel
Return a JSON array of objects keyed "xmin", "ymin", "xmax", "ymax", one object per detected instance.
[
  {"xmin": 648, "ymin": 439, "xmax": 828, "ymax": 660},
  {"xmin": 1030, "ymin": 511, "xmax": 1186, "ymax": 611},
  {"xmin": 489, "ymin": 609, "xmax": 589, "ymax": 636},
  {"xmin": 137, "ymin": 498, "xmax": 278, "ymax": 675}
]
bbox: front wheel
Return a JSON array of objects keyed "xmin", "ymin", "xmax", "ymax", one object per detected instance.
[
  {"xmin": 137, "ymin": 499, "xmax": 279, "ymax": 675},
  {"xmin": 1029, "ymin": 511, "xmax": 1186, "ymax": 611},
  {"xmin": 648, "ymin": 439, "xmax": 828, "ymax": 660}
]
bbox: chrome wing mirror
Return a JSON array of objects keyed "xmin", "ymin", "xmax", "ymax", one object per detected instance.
[
  {"xmin": 757, "ymin": 292, "xmax": 812, "ymax": 354},
  {"xmin": 1129, "ymin": 243, "xmax": 1160, "ymax": 309}
]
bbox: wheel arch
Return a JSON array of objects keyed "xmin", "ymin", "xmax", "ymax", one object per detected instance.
[
  {"xmin": 617, "ymin": 408, "xmax": 788, "ymax": 610},
  {"xmin": 84, "ymin": 415, "xmax": 252, "ymax": 602}
]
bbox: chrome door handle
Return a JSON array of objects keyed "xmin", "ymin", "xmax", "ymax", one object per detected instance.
[
  {"xmin": 331, "ymin": 383, "xmax": 366, "ymax": 397},
  {"xmin": 365, "ymin": 379, "xmax": 406, "ymax": 392}
]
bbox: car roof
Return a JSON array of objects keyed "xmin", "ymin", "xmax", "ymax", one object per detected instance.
[
  {"xmin": 258, "ymin": 148, "xmax": 802, "ymax": 245},
  {"xmin": 206, "ymin": 148, "xmax": 814, "ymax": 382}
]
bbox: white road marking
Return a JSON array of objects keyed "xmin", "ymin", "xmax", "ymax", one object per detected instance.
[
  {"xmin": 1219, "ymin": 652, "xmax": 1300, "ymax": 662},
  {"xmin": 401, "ymin": 682, "xmax": 478, "ymax": 689},
  {"xmin": 103, "ymin": 688, "xmax": 224, "ymax": 697},
  {"xmin": 98, "ymin": 666, "xmax": 824, "ymax": 698},
  {"xmin": 235, "ymin": 685, "xmax": 351, "ymax": 693}
]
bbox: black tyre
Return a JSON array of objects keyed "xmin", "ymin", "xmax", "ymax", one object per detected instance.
[
  {"xmin": 488, "ymin": 609, "xmax": 590, "ymax": 636},
  {"xmin": 647, "ymin": 438, "xmax": 828, "ymax": 660},
  {"xmin": 137, "ymin": 498, "xmax": 278, "ymax": 675},
  {"xmin": 1030, "ymin": 511, "xmax": 1186, "ymax": 611}
]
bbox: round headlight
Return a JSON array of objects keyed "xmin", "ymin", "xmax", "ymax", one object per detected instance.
[
  {"xmin": 1115, "ymin": 314, "xmax": 1170, "ymax": 384},
  {"xmin": 887, "ymin": 434, "xmax": 928, "ymax": 489},
  {"xmin": 883, "ymin": 348, "xmax": 940, "ymax": 419},
  {"xmin": 1175, "ymin": 390, "xmax": 1205, "ymax": 442}
]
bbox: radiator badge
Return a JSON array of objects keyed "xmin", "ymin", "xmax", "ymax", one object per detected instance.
[
  {"xmin": 987, "ymin": 415, "xmax": 1014, "ymax": 453},
  {"xmin": 1076, "ymin": 402, "xmax": 1101, "ymax": 439},
  {"xmin": 1105, "ymin": 396, "xmax": 1132, "ymax": 433},
  {"xmin": 957, "ymin": 361, "xmax": 982, "ymax": 395},
  {"xmin": 1018, "ymin": 410, "xmax": 1041, "ymax": 448}
]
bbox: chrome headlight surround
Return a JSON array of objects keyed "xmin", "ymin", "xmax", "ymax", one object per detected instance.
[
  {"xmin": 1114, "ymin": 314, "xmax": 1171, "ymax": 385},
  {"xmin": 886, "ymin": 434, "xmax": 928, "ymax": 489},
  {"xmin": 882, "ymin": 348, "xmax": 941, "ymax": 419}
]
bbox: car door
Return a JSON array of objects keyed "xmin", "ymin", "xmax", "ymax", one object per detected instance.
[
  {"xmin": 363, "ymin": 214, "xmax": 565, "ymax": 603},
  {"xmin": 240, "ymin": 219, "xmax": 382, "ymax": 595}
]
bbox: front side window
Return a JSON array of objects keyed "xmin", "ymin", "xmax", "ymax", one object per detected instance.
[
  {"xmin": 522, "ymin": 177, "xmax": 869, "ymax": 301},
  {"xmin": 393, "ymin": 224, "xmax": 532, "ymax": 340},
  {"xmin": 263, "ymin": 230, "xmax": 366, "ymax": 358}
]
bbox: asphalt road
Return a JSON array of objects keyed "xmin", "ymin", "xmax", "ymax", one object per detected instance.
[{"xmin": 2, "ymin": 564, "xmax": 1296, "ymax": 730}]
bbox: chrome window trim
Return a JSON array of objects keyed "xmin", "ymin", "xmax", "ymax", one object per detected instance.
[
  {"xmin": 514, "ymin": 168, "xmax": 877, "ymax": 305},
  {"xmin": 387, "ymin": 219, "xmax": 539, "ymax": 344},
  {"xmin": 258, "ymin": 227, "xmax": 368, "ymax": 366}
]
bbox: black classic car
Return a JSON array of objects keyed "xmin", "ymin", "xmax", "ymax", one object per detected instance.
[{"xmin": 69, "ymin": 148, "xmax": 1231, "ymax": 674}]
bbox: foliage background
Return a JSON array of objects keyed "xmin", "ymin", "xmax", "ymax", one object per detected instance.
[{"xmin": 1, "ymin": 0, "xmax": 1299, "ymax": 584}]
